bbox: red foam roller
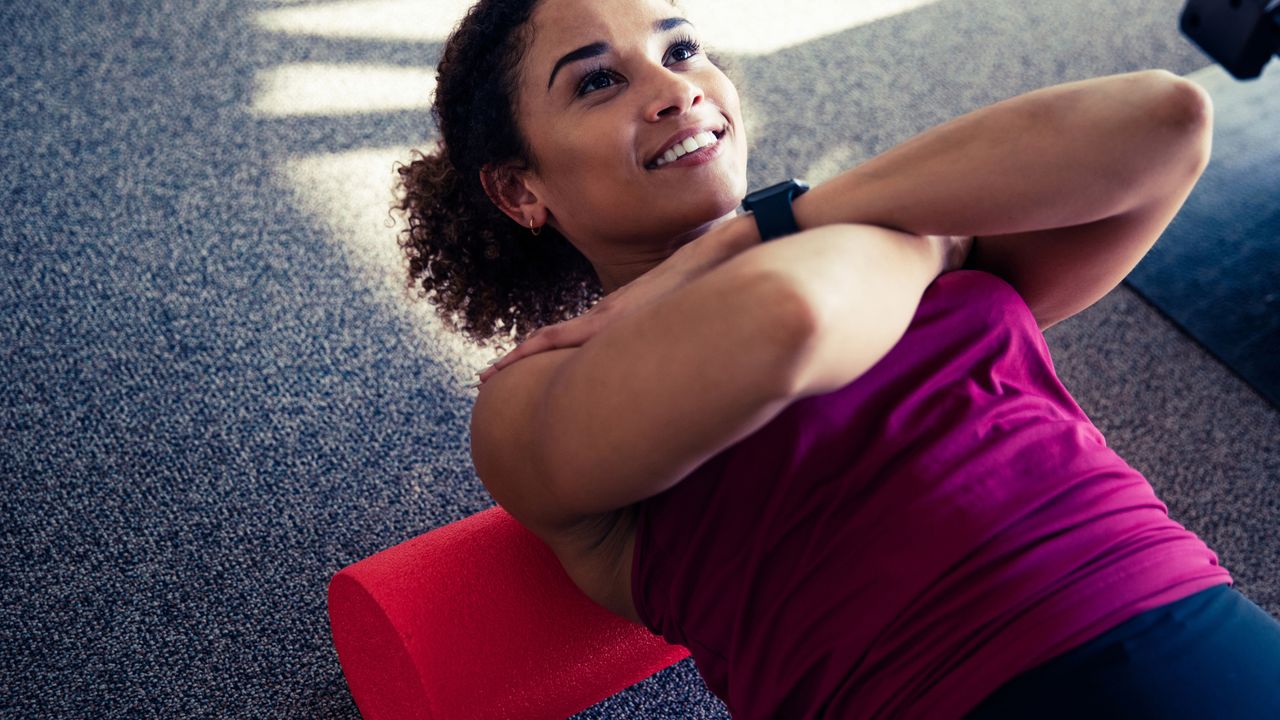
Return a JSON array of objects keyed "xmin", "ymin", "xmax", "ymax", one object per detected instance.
[{"xmin": 328, "ymin": 506, "xmax": 691, "ymax": 719}]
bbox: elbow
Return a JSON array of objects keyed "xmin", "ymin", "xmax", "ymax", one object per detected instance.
[
  {"xmin": 1176, "ymin": 78, "xmax": 1213, "ymax": 175},
  {"xmin": 1111, "ymin": 71, "xmax": 1214, "ymax": 209},
  {"xmin": 769, "ymin": 270, "xmax": 825, "ymax": 344},
  {"xmin": 1149, "ymin": 70, "xmax": 1214, "ymax": 172},
  {"xmin": 1146, "ymin": 70, "xmax": 1213, "ymax": 124},
  {"xmin": 749, "ymin": 270, "xmax": 827, "ymax": 400}
]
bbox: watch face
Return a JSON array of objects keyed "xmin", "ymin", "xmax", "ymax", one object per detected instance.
[{"xmin": 745, "ymin": 179, "xmax": 803, "ymax": 206}]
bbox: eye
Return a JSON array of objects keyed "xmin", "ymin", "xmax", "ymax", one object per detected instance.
[
  {"xmin": 576, "ymin": 66, "xmax": 617, "ymax": 96},
  {"xmin": 667, "ymin": 37, "xmax": 702, "ymax": 64},
  {"xmin": 574, "ymin": 37, "xmax": 704, "ymax": 98}
]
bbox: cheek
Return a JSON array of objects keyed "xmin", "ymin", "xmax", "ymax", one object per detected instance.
[
  {"xmin": 544, "ymin": 136, "xmax": 635, "ymax": 222},
  {"xmin": 707, "ymin": 79, "xmax": 746, "ymax": 143},
  {"xmin": 554, "ymin": 119, "xmax": 626, "ymax": 166},
  {"xmin": 537, "ymin": 131, "xmax": 615, "ymax": 198}
]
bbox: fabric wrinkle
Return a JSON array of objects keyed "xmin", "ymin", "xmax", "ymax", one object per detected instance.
[{"xmin": 630, "ymin": 270, "xmax": 1232, "ymax": 719}]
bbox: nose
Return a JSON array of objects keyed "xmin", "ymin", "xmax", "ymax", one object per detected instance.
[{"xmin": 643, "ymin": 68, "xmax": 704, "ymax": 121}]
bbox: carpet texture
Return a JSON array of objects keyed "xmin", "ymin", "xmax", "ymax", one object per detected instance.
[{"xmin": 2, "ymin": 0, "xmax": 1276, "ymax": 717}]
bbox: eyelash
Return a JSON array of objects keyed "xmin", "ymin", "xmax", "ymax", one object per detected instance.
[{"xmin": 574, "ymin": 35, "xmax": 704, "ymax": 97}]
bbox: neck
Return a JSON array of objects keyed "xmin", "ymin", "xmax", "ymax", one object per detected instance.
[{"xmin": 595, "ymin": 210, "xmax": 742, "ymax": 295}]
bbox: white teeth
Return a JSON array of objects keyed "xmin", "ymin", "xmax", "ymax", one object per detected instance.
[{"xmin": 652, "ymin": 130, "xmax": 721, "ymax": 168}]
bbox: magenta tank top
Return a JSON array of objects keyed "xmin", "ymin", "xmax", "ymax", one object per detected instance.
[{"xmin": 630, "ymin": 269, "xmax": 1231, "ymax": 719}]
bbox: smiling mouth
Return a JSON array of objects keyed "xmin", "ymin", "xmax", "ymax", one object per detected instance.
[{"xmin": 645, "ymin": 126, "xmax": 728, "ymax": 170}]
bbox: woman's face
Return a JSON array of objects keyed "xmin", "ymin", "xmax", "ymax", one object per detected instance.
[{"xmin": 503, "ymin": 0, "xmax": 749, "ymax": 288}]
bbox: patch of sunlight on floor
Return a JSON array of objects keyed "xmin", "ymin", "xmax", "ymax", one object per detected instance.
[
  {"xmin": 252, "ymin": 63, "xmax": 435, "ymax": 117},
  {"xmin": 281, "ymin": 146, "xmax": 500, "ymax": 387},
  {"xmin": 256, "ymin": 0, "xmax": 475, "ymax": 42},
  {"xmin": 678, "ymin": 0, "xmax": 941, "ymax": 55},
  {"xmin": 256, "ymin": 0, "xmax": 942, "ymax": 54}
]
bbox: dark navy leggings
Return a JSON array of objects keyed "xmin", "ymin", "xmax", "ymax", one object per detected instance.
[{"xmin": 965, "ymin": 584, "xmax": 1280, "ymax": 719}]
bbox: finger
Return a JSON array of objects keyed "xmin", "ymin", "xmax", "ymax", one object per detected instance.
[
  {"xmin": 478, "ymin": 331, "xmax": 550, "ymax": 382},
  {"xmin": 496, "ymin": 336, "xmax": 545, "ymax": 369},
  {"xmin": 478, "ymin": 349, "xmax": 515, "ymax": 383},
  {"xmin": 479, "ymin": 318, "xmax": 590, "ymax": 385}
]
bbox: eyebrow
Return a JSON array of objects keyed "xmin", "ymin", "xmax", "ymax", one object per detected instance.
[{"xmin": 546, "ymin": 17, "xmax": 692, "ymax": 92}]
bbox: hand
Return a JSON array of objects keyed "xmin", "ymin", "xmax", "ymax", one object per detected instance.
[
  {"xmin": 476, "ymin": 226, "xmax": 742, "ymax": 385},
  {"xmin": 929, "ymin": 234, "xmax": 974, "ymax": 276}
]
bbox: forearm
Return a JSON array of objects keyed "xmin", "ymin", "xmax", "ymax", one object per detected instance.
[
  {"xmin": 791, "ymin": 70, "xmax": 1202, "ymax": 238},
  {"xmin": 733, "ymin": 224, "xmax": 943, "ymax": 399}
]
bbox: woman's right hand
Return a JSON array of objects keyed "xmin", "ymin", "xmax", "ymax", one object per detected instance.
[
  {"xmin": 476, "ymin": 216, "xmax": 756, "ymax": 385},
  {"xmin": 475, "ymin": 281, "xmax": 650, "ymax": 386}
]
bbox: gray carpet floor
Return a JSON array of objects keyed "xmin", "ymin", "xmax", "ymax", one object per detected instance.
[{"xmin": 2, "ymin": 0, "xmax": 1276, "ymax": 718}]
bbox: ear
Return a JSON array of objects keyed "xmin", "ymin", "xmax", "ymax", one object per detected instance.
[{"xmin": 479, "ymin": 161, "xmax": 543, "ymax": 228}]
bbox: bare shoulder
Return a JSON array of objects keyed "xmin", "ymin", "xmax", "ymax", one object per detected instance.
[
  {"xmin": 470, "ymin": 345, "xmax": 586, "ymax": 540},
  {"xmin": 470, "ymin": 351, "xmax": 638, "ymax": 616}
]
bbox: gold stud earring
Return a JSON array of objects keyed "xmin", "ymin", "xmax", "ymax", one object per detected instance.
[{"xmin": 528, "ymin": 218, "xmax": 541, "ymax": 236}]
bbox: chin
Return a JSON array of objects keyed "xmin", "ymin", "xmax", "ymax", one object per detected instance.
[{"xmin": 683, "ymin": 189, "xmax": 741, "ymax": 226}]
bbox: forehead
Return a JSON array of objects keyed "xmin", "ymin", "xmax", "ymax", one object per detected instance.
[{"xmin": 527, "ymin": 0, "xmax": 678, "ymax": 63}]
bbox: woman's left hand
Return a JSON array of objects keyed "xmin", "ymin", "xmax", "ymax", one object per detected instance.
[{"xmin": 933, "ymin": 234, "xmax": 975, "ymax": 275}]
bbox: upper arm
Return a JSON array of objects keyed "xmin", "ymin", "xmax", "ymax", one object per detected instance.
[
  {"xmin": 963, "ymin": 77, "xmax": 1212, "ymax": 332},
  {"xmin": 1053, "ymin": 181, "xmax": 1208, "ymax": 331},
  {"xmin": 963, "ymin": 184, "xmax": 1202, "ymax": 332},
  {"xmin": 471, "ymin": 348, "xmax": 581, "ymax": 533},
  {"xmin": 470, "ymin": 263, "xmax": 813, "ymax": 532}
]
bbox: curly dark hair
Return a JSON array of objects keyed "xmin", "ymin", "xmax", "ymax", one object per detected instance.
[
  {"xmin": 394, "ymin": 0, "xmax": 593, "ymax": 351},
  {"xmin": 393, "ymin": 0, "xmax": 734, "ymax": 351}
]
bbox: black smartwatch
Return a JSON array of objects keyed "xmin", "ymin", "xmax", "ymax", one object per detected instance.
[{"xmin": 741, "ymin": 178, "xmax": 810, "ymax": 242}]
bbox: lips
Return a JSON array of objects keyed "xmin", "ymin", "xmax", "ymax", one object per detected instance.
[{"xmin": 645, "ymin": 123, "xmax": 728, "ymax": 169}]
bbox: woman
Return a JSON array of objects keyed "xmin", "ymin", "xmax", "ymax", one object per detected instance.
[{"xmin": 395, "ymin": 0, "xmax": 1280, "ymax": 717}]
